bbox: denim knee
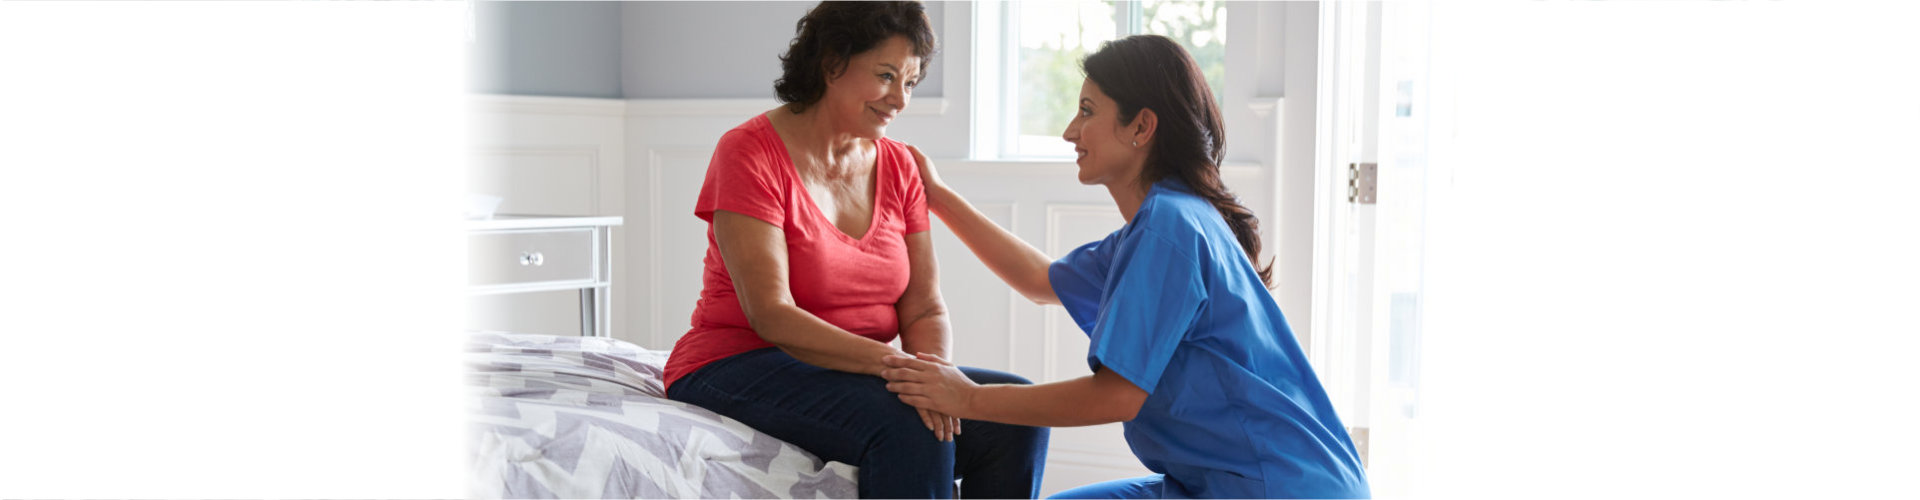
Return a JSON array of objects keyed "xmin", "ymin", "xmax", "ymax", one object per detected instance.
[{"xmin": 857, "ymin": 403, "xmax": 958, "ymax": 497}]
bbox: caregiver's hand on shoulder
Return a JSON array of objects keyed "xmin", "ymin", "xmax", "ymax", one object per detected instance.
[
  {"xmin": 882, "ymin": 352, "xmax": 977, "ymax": 419},
  {"xmin": 905, "ymin": 144, "xmax": 948, "ymax": 195}
]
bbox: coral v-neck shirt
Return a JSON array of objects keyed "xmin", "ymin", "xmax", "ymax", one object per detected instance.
[{"xmin": 663, "ymin": 114, "xmax": 930, "ymax": 390}]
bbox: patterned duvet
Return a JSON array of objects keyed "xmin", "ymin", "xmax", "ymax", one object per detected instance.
[{"xmin": 467, "ymin": 332, "xmax": 858, "ymax": 498}]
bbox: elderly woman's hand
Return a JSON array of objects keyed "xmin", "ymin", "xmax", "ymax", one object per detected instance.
[{"xmin": 917, "ymin": 407, "xmax": 961, "ymax": 443}]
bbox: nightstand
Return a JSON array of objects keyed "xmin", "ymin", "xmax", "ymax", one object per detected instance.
[{"xmin": 466, "ymin": 214, "xmax": 623, "ymax": 337}]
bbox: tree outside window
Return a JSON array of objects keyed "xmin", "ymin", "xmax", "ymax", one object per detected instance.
[{"xmin": 1007, "ymin": 0, "xmax": 1226, "ymax": 158}]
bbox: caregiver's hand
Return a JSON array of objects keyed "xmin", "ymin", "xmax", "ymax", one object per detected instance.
[
  {"xmin": 882, "ymin": 352, "xmax": 978, "ymax": 419},
  {"xmin": 905, "ymin": 144, "xmax": 948, "ymax": 195}
]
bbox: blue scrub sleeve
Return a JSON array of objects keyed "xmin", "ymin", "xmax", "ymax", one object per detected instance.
[
  {"xmin": 1085, "ymin": 229, "xmax": 1205, "ymax": 395},
  {"xmin": 1048, "ymin": 230, "xmax": 1120, "ymax": 334}
]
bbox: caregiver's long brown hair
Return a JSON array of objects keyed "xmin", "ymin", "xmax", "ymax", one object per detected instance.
[{"xmin": 1083, "ymin": 34, "xmax": 1275, "ymax": 288}]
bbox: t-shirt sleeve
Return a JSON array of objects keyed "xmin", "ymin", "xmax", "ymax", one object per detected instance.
[
  {"xmin": 694, "ymin": 128, "xmax": 786, "ymax": 227},
  {"xmin": 1083, "ymin": 229, "xmax": 1205, "ymax": 395},
  {"xmin": 1047, "ymin": 230, "xmax": 1121, "ymax": 335},
  {"xmin": 893, "ymin": 142, "xmax": 930, "ymax": 234}
]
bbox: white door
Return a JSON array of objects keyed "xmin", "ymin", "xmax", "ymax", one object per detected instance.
[
  {"xmin": 1316, "ymin": 2, "xmax": 1433, "ymax": 496},
  {"xmin": 1312, "ymin": 0, "xmax": 1379, "ymax": 470}
]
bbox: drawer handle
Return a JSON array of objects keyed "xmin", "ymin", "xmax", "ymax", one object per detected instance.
[{"xmin": 519, "ymin": 251, "xmax": 545, "ymax": 267}]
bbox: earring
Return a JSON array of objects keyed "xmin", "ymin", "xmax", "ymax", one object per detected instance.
[{"xmin": 1132, "ymin": 141, "xmax": 1139, "ymax": 147}]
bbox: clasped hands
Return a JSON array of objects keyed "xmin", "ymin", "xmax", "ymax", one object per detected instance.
[{"xmin": 880, "ymin": 352, "xmax": 979, "ymax": 443}]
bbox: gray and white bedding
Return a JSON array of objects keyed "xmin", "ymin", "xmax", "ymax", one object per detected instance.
[{"xmin": 467, "ymin": 332, "xmax": 858, "ymax": 498}]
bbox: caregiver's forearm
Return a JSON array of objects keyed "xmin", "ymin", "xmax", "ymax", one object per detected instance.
[
  {"xmin": 925, "ymin": 185, "xmax": 1059, "ymax": 305},
  {"xmin": 964, "ymin": 367, "xmax": 1147, "ymax": 427}
]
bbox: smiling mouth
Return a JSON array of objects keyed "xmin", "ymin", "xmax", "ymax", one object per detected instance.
[
  {"xmin": 870, "ymin": 106, "xmax": 896, "ymax": 122},
  {"xmin": 1075, "ymin": 148, "xmax": 1087, "ymax": 160}
]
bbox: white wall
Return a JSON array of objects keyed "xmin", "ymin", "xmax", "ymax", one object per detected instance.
[
  {"xmin": 620, "ymin": 2, "xmax": 948, "ymax": 100},
  {"xmin": 470, "ymin": 1, "xmax": 623, "ymax": 98}
]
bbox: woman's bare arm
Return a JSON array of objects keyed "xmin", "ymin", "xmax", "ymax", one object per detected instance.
[
  {"xmin": 712, "ymin": 210, "xmax": 901, "ymax": 375},
  {"xmin": 894, "ymin": 232, "xmax": 951, "ymax": 364},
  {"xmin": 894, "ymin": 231, "xmax": 962, "ymax": 441},
  {"xmin": 906, "ymin": 145, "xmax": 1060, "ymax": 305}
]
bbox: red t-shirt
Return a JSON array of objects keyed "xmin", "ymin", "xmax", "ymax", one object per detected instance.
[{"xmin": 663, "ymin": 114, "xmax": 929, "ymax": 390}]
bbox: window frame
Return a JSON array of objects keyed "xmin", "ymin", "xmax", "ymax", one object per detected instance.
[{"xmin": 972, "ymin": 1, "xmax": 1220, "ymax": 160}]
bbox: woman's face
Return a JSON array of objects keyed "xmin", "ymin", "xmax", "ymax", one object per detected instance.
[
  {"xmin": 821, "ymin": 35, "xmax": 921, "ymax": 140},
  {"xmin": 1062, "ymin": 79, "xmax": 1144, "ymax": 186}
]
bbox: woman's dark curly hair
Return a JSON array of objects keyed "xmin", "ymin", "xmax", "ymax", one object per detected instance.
[{"xmin": 774, "ymin": 1, "xmax": 937, "ymax": 113}]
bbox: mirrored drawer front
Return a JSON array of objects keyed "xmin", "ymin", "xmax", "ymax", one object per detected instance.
[{"xmin": 468, "ymin": 228, "xmax": 594, "ymax": 286}]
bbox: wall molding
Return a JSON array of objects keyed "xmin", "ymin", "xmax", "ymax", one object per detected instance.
[
  {"xmin": 471, "ymin": 94, "xmax": 628, "ymax": 117},
  {"xmin": 1001, "ymin": 201, "xmax": 1021, "ymax": 373},
  {"xmin": 641, "ymin": 146, "xmax": 711, "ymax": 349},
  {"xmin": 932, "ymin": 159, "xmax": 1264, "ymax": 178},
  {"xmin": 1249, "ymin": 96, "xmax": 1285, "ymax": 118},
  {"xmin": 646, "ymin": 148, "xmax": 666, "ymax": 350},
  {"xmin": 1042, "ymin": 203, "xmax": 1120, "ymax": 382},
  {"xmin": 625, "ymin": 97, "xmax": 949, "ymax": 117},
  {"xmin": 472, "ymin": 94, "xmax": 962, "ymax": 119},
  {"xmin": 471, "ymin": 145, "xmax": 602, "ymax": 214}
]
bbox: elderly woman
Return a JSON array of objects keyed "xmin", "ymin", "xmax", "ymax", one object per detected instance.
[{"xmin": 661, "ymin": 2, "xmax": 1048, "ymax": 498}]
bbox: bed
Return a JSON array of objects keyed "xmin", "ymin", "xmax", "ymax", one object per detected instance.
[{"xmin": 466, "ymin": 331, "xmax": 859, "ymax": 498}]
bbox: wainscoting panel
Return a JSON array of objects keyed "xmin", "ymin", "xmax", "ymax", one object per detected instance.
[
  {"xmin": 930, "ymin": 202, "xmax": 1017, "ymax": 373},
  {"xmin": 470, "ymin": 146, "xmax": 599, "ymax": 216},
  {"xmin": 1035, "ymin": 203, "xmax": 1147, "ymax": 493},
  {"xmin": 1041, "ymin": 203, "xmax": 1123, "ymax": 383},
  {"xmin": 642, "ymin": 146, "xmax": 718, "ymax": 350}
]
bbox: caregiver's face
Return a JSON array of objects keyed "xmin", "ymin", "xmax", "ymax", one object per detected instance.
[{"xmin": 1062, "ymin": 79, "xmax": 1143, "ymax": 186}]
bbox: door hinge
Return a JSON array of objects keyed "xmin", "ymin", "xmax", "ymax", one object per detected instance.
[{"xmin": 1348, "ymin": 163, "xmax": 1377, "ymax": 204}]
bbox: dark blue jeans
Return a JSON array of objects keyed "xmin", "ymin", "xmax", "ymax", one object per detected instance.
[{"xmin": 667, "ymin": 347, "xmax": 1050, "ymax": 498}]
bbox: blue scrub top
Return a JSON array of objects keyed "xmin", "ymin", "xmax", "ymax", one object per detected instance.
[{"xmin": 1049, "ymin": 180, "xmax": 1371, "ymax": 499}]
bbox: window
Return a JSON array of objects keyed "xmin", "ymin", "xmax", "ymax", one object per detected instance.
[{"xmin": 974, "ymin": 1, "xmax": 1227, "ymax": 159}]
